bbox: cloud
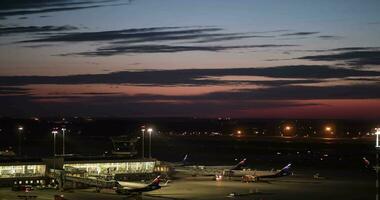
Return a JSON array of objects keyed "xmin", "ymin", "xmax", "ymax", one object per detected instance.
[
  {"xmin": 0, "ymin": 65, "xmax": 379, "ymax": 86},
  {"xmin": 20, "ymin": 26, "xmax": 278, "ymax": 46},
  {"xmin": 18, "ymin": 26, "xmax": 293, "ymax": 55},
  {"xmin": 0, "ymin": 86, "xmax": 29, "ymax": 95},
  {"xmin": 190, "ymin": 35, "xmax": 274, "ymax": 43},
  {"xmin": 280, "ymin": 32, "xmax": 320, "ymax": 36},
  {"xmin": 298, "ymin": 50, "xmax": 380, "ymax": 66},
  {"xmin": 191, "ymin": 84, "xmax": 380, "ymax": 101},
  {"xmin": 1, "ymin": 64, "xmax": 379, "ymax": 117},
  {"xmin": 71, "ymin": 44, "xmax": 297, "ymax": 56},
  {"xmin": 330, "ymin": 47, "xmax": 380, "ymax": 51},
  {"xmin": 318, "ymin": 35, "xmax": 343, "ymax": 40},
  {"xmin": 0, "ymin": 0, "xmax": 128, "ymax": 18},
  {"xmin": 21, "ymin": 26, "xmax": 202, "ymax": 43},
  {"xmin": 2, "ymin": 82, "xmax": 379, "ymax": 117},
  {"xmin": 0, "ymin": 93, "xmax": 324, "ymax": 117},
  {"xmin": 0, "ymin": 25, "xmax": 77, "ymax": 36}
]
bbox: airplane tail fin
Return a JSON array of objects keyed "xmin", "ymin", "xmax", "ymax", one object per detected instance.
[
  {"xmin": 363, "ymin": 157, "xmax": 372, "ymax": 168},
  {"xmin": 162, "ymin": 180, "xmax": 170, "ymax": 187},
  {"xmin": 276, "ymin": 163, "xmax": 292, "ymax": 177},
  {"xmin": 231, "ymin": 158, "xmax": 246, "ymax": 170},
  {"xmin": 182, "ymin": 154, "xmax": 188, "ymax": 165},
  {"xmin": 148, "ymin": 176, "xmax": 161, "ymax": 187}
]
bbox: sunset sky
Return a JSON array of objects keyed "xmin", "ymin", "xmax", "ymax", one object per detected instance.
[{"xmin": 0, "ymin": 0, "xmax": 380, "ymax": 118}]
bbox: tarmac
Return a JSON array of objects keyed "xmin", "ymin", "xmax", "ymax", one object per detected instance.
[{"xmin": 0, "ymin": 172, "xmax": 374, "ymax": 200}]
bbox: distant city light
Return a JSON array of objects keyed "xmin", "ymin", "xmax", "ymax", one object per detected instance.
[
  {"xmin": 285, "ymin": 126, "xmax": 292, "ymax": 131},
  {"xmin": 18, "ymin": 126, "xmax": 23, "ymax": 131},
  {"xmin": 237, "ymin": 130, "xmax": 242, "ymax": 135},
  {"xmin": 325, "ymin": 126, "xmax": 332, "ymax": 132}
]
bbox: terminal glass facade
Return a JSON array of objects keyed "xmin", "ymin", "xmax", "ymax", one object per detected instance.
[
  {"xmin": 64, "ymin": 161, "xmax": 155, "ymax": 175},
  {"xmin": 0, "ymin": 165, "xmax": 46, "ymax": 179}
]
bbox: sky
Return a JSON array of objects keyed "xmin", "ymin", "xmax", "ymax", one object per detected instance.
[{"xmin": 0, "ymin": 0, "xmax": 380, "ymax": 118}]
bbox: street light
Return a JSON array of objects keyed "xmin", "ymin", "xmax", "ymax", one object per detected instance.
[
  {"xmin": 52, "ymin": 130, "xmax": 58, "ymax": 156},
  {"xmin": 61, "ymin": 128, "xmax": 66, "ymax": 156},
  {"xmin": 375, "ymin": 128, "xmax": 380, "ymax": 148},
  {"xmin": 375, "ymin": 128, "xmax": 380, "ymax": 200},
  {"xmin": 141, "ymin": 127, "xmax": 145, "ymax": 159},
  {"xmin": 147, "ymin": 128, "xmax": 153, "ymax": 159},
  {"xmin": 17, "ymin": 126, "xmax": 23, "ymax": 156},
  {"xmin": 285, "ymin": 126, "xmax": 292, "ymax": 131},
  {"xmin": 51, "ymin": 130, "xmax": 58, "ymax": 171}
]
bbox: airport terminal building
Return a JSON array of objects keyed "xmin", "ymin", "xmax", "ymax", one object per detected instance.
[{"xmin": 0, "ymin": 157, "xmax": 170, "ymax": 187}]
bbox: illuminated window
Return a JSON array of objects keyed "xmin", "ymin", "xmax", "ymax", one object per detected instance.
[
  {"xmin": 63, "ymin": 161, "xmax": 156, "ymax": 175},
  {"xmin": 0, "ymin": 164, "xmax": 46, "ymax": 179}
]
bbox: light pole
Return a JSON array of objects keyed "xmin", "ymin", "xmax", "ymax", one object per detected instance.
[
  {"xmin": 52, "ymin": 130, "xmax": 58, "ymax": 171},
  {"xmin": 17, "ymin": 126, "xmax": 23, "ymax": 156},
  {"xmin": 375, "ymin": 128, "xmax": 380, "ymax": 200},
  {"xmin": 61, "ymin": 128, "xmax": 66, "ymax": 156},
  {"xmin": 141, "ymin": 127, "xmax": 145, "ymax": 159},
  {"xmin": 147, "ymin": 128, "xmax": 153, "ymax": 159},
  {"xmin": 52, "ymin": 130, "xmax": 58, "ymax": 156}
]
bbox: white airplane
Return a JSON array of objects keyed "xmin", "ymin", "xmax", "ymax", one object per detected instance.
[
  {"xmin": 170, "ymin": 154, "xmax": 190, "ymax": 167},
  {"xmin": 115, "ymin": 176, "xmax": 168, "ymax": 195},
  {"xmin": 174, "ymin": 158, "xmax": 247, "ymax": 176},
  {"xmin": 216, "ymin": 163, "xmax": 292, "ymax": 182}
]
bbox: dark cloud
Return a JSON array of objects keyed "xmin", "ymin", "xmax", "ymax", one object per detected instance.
[
  {"xmin": 71, "ymin": 44, "xmax": 296, "ymax": 56},
  {"xmin": 0, "ymin": 94, "xmax": 323, "ymax": 117},
  {"xmin": 0, "ymin": 25, "xmax": 77, "ymax": 36},
  {"xmin": 318, "ymin": 35, "xmax": 343, "ymax": 40},
  {"xmin": 192, "ymin": 84, "xmax": 380, "ymax": 101},
  {"xmin": 15, "ymin": 26, "xmax": 298, "ymax": 56},
  {"xmin": 2, "ymin": 82, "xmax": 380, "ymax": 117},
  {"xmin": 0, "ymin": 0, "xmax": 108, "ymax": 10},
  {"xmin": 298, "ymin": 50, "xmax": 380, "ymax": 66},
  {"xmin": 286, "ymin": 47, "xmax": 380, "ymax": 53},
  {"xmin": 280, "ymin": 32, "xmax": 320, "ymax": 36},
  {"xmin": 0, "ymin": 65, "xmax": 379, "ymax": 86},
  {"xmin": 1, "ymin": 65, "xmax": 379, "ymax": 117},
  {"xmin": 20, "ymin": 27, "xmax": 277, "ymax": 47},
  {"xmin": 190, "ymin": 35, "xmax": 274, "ymax": 43},
  {"xmin": 0, "ymin": 86, "xmax": 29, "ymax": 95},
  {"xmin": 330, "ymin": 47, "xmax": 380, "ymax": 51},
  {"xmin": 0, "ymin": 0, "xmax": 127, "ymax": 18},
  {"xmin": 22, "ymin": 44, "xmax": 59, "ymax": 48},
  {"xmin": 21, "ymin": 27, "xmax": 202, "ymax": 43}
]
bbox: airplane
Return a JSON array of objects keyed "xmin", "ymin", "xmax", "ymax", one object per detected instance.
[
  {"xmin": 170, "ymin": 154, "xmax": 189, "ymax": 167},
  {"xmin": 363, "ymin": 157, "xmax": 376, "ymax": 171},
  {"xmin": 216, "ymin": 163, "xmax": 292, "ymax": 182},
  {"xmin": 115, "ymin": 175, "xmax": 168, "ymax": 195},
  {"xmin": 174, "ymin": 158, "xmax": 247, "ymax": 176}
]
